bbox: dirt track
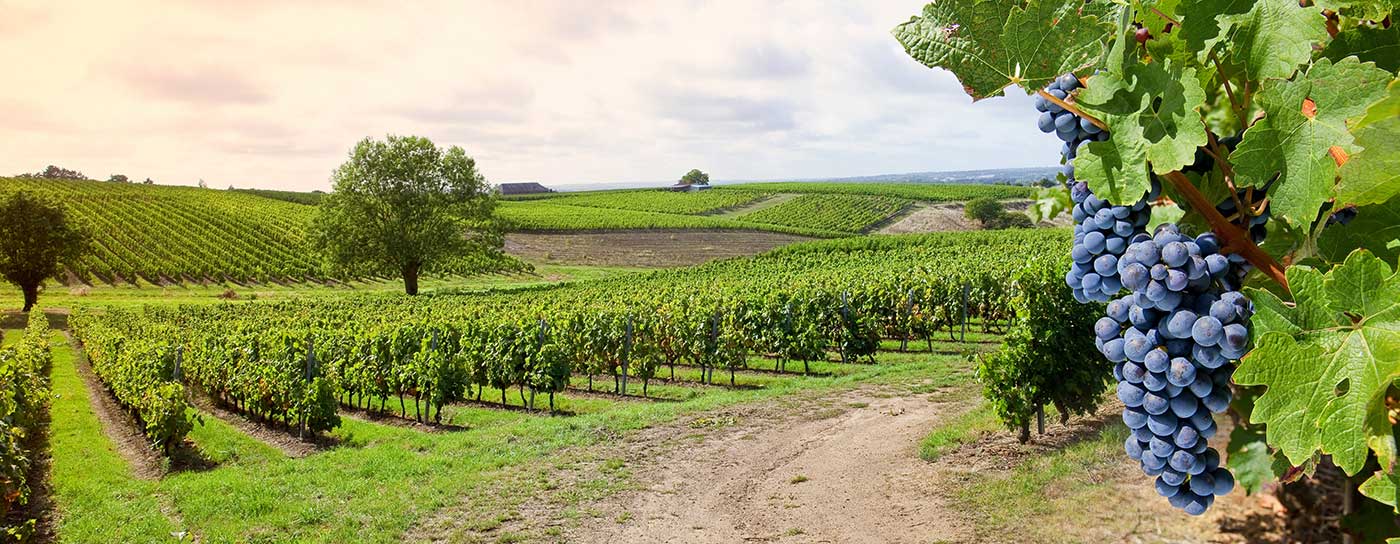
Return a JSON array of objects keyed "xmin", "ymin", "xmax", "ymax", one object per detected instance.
[{"xmin": 565, "ymin": 389, "xmax": 971, "ymax": 543}]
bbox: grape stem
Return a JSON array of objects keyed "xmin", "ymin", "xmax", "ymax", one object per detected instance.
[
  {"xmin": 1162, "ymin": 171, "xmax": 1290, "ymax": 292},
  {"xmin": 1202, "ymin": 129, "xmax": 1247, "ymax": 220},
  {"xmin": 1036, "ymin": 89, "xmax": 1110, "ymax": 132}
]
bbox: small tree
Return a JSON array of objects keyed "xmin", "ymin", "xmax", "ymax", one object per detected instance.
[
  {"xmin": 0, "ymin": 192, "xmax": 89, "ymax": 311},
  {"xmin": 108, "ymin": 174, "xmax": 130, "ymax": 183},
  {"xmin": 964, "ymin": 197, "xmax": 1005, "ymax": 226},
  {"xmin": 680, "ymin": 169, "xmax": 710, "ymax": 186},
  {"xmin": 976, "ymin": 254, "xmax": 1108, "ymax": 442},
  {"xmin": 142, "ymin": 177, "xmax": 155, "ymax": 185},
  {"xmin": 311, "ymin": 135, "xmax": 504, "ymax": 295}
]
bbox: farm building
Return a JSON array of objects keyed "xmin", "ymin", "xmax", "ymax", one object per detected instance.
[
  {"xmin": 667, "ymin": 182, "xmax": 711, "ymax": 192},
  {"xmin": 498, "ymin": 182, "xmax": 554, "ymax": 195}
]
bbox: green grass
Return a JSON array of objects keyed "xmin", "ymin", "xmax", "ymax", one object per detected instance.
[
  {"xmin": 918, "ymin": 401, "xmax": 1001, "ymax": 462},
  {"xmin": 51, "ymin": 338, "xmax": 976, "ymax": 543},
  {"xmin": 950, "ymin": 423, "xmax": 1131, "ymax": 542},
  {"xmin": 47, "ymin": 332, "xmax": 182, "ymax": 541}
]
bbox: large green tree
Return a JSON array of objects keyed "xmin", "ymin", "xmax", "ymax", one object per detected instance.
[
  {"xmin": 679, "ymin": 169, "xmax": 709, "ymax": 186},
  {"xmin": 0, "ymin": 192, "xmax": 89, "ymax": 311},
  {"xmin": 312, "ymin": 135, "xmax": 505, "ymax": 295}
]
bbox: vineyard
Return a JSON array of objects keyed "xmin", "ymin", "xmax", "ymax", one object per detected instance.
[
  {"xmin": 539, "ymin": 188, "xmax": 770, "ymax": 215},
  {"xmin": 1, "ymin": 177, "xmax": 321, "ymax": 284},
  {"xmin": 737, "ymin": 194, "xmax": 911, "ymax": 233},
  {"xmin": 70, "ymin": 229, "xmax": 1062, "ymax": 449}
]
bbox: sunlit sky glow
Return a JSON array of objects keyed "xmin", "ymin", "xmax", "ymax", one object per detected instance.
[{"xmin": 1, "ymin": 1, "xmax": 1059, "ymax": 191}]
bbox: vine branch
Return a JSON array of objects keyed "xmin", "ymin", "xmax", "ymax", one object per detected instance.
[
  {"xmin": 1161, "ymin": 171, "xmax": 1290, "ymax": 293},
  {"xmin": 1036, "ymin": 90, "xmax": 1110, "ymax": 132}
]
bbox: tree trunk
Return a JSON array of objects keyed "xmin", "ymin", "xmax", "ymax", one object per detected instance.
[
  {"xmin": 21, "ymin": 282, "xmax": 39, "ymax": 312},
  {"xmin": 1036, "ymin": 404, "xmax": 1046, "ymax": 435},
  {"xmin": 402, "ymin": 262, "xmax": 422, "ymax": 296},
  {"xmin": 1018, "ymin": 420, "xmax": 1031, "ymax": 444}
]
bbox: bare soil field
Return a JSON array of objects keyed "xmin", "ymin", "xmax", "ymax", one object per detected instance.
[{"xmin": 504, "ymin": 230, "xmax": 813, "ymax": 268}]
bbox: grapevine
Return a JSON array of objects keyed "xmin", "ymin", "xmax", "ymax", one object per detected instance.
[{"xmin": 896, "ymin": 0, "xmax": 1400, "ymax": 530}]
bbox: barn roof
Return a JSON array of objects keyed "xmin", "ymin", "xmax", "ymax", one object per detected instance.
[{"xmin": 498, "ymin": 182, "xmax": 554, "ymax": 195}]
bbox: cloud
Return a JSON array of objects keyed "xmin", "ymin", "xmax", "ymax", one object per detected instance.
[
  {"xmin": 650, "ymin": 85, "xmax": 798, "ymax": 134},
  {"xmin": 729, "ymin": 41, "xmax": 811, "ymax": 79},
  {"xmin": 112, "ymin": 63, "xmax": 271, "ymax": 105}
]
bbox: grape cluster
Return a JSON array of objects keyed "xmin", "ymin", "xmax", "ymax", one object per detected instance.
[
  {"xmin": 1066, "ymin": 181, "xmax": 1154, "ymax": 302},
  {"xmin": 1038, "ymin": 75, "xmax": 1155, "ymax": 304},
  {"xmin": 1097, "ymin": 224, "xmax": 1246, "ymax": 515},
  {"xmin": 1037, "ymin": 75, "xmax": 1251, "ymax": 516},
  {"xmin": 1035, "ymin": 73, "xmax": 1110, "ymax": 181}
]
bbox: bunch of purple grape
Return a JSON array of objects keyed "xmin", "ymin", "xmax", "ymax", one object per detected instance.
[
  {"xmin": 1037, "ymin": 75, "xmax": 1248, "ymax": 515},
  {"xmin": 1097, "ymin": 224, "xmax": 1244, "ymax": 514}
]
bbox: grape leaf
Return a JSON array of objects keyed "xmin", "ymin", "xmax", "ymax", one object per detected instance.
[
  {"xmin": 1323, "ymin": 23, "xmax": 1400, "ymax": 73},
  {"xmin": 892, "ymin": 0, "xmax": 1112, "ymax": 100},
  {"xmin": 1075, "ymin": 58, "xmax": 1207, "ymax": 202},
  {"xmin": 1217, "ymin": 0, "xmax": 1329, "ymax": 81},
  {"xmin": 1235, "ymin": 249, "xmax": 1400, "ymax": 475},
  {"xmin": 1338, "ymin": 80, "xmax": 1400, "ymax": 207},
  {"xmin": 1076, "ymin": 118, "xmax": 1151, "ymax": 204},
  {"xmin": 1226, "ymin": 423, "xmax": 1280, "ymax": 494},
  {"xmin": 1361, "ymin": 467, "xmax": 1399, "ymax": 511},
  {"xmin": 1317, "ymin": 197, "xmax": 1400, "ymax": 265},
  {"xmin": 1175, "ymin": 0, "xmax": 1255, "ymax": 60},
  {"xmin": 1315, "ymin": 0, "xmax": 1399, "ymax": 22},
  {"xmin": 1229, "ymin": 57, "xmax": 1394, "ymax": 225}
]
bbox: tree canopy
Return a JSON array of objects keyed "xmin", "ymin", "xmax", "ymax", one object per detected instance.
[
  {"xmin": 311, "ymin": 135, "xmax": 508, "ymax": 295},
  {"xmin": 0, "ymin": 192, "xmax": 89, "ymax": 311},
  {"xmin": 680, "ymin": 169, "xmax": 710, "ymax": 186}
]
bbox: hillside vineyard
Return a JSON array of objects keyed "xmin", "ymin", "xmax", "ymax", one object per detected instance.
[{"xmin": 71, "ymin": 229, "xmax": 1067, "ymax": 449}]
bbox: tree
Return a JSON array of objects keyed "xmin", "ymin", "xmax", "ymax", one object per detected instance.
[
  {"xmin": 679, "ymin": 169, "xmax": 709, "ymax": 186},
  {"xmin": 22, "ymin": 165, "xmax": 84, "ymax": 180},
  {"xmin": 311, "ymin": 135, "xmax": 504, "ymax": 295},
  {"xmin": 142, "ymin": 177, "xmax": 155, "ymax": 185},
  {"xmin": 0, "ymin": 192, "xmax": 89, "ymax": 311},
  {"xmin": 963, "ymin": 197, "xmax": 1005, "ymax": 226},
  {"xmin": 108, "ymin": 174, "xmax": 130, "ymax": 183}
]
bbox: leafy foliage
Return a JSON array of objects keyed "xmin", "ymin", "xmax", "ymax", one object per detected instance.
[
  {"xmin": 311, "ymin": 135, "xmax": 511, "ymax": 295},
  {"xmin": 977, "ymin": 254, "xmax": 1109, "ymax": 441},
  {"xmin": 1235, "ymin": 250, "xmax": 1400, "ymax": 504},
  {"xmin": 679, "ymin": 169, "xmax": 710, "ymax": 186},
  {"xmin": 0, "ymin": 191, "xmax": 89, "ymax": 311},
  {"xmin": 897, "ymin": 0, "xmax": 1400, "ymax": 522},
  {"xmin": 739, "ymin": 194, "xmax": 908, "ymax": 233},
  {"xmin": 0, "ymin": 313, "xmax": 50, "ymax": 539},
  {"xmin": 892, "ymin": 0, "xmax": 1112, "ymax": 99}
]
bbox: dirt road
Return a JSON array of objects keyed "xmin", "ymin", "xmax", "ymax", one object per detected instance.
[{"xmin": 566, "ymin": 390, "xmax": 971, "ymax": 543}]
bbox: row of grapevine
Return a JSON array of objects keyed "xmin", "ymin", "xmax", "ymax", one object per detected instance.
[
  {"xmin": 544, "ymin": 189, "xmax": 771, "ymax": 215},
  {"xmin": 721, "ymin": 182, "xmax": 1036, "ymax": 201},
  {"xmin": 71, "ymin": 229, "xmax": 1064, "ymax": 449},
  {"xmin": 739, "ymin": 194, "xmax": 911, "ymax": 233},
  {"xmin": 0, "ymin": 313, "xmax": 51, "ymax": 540},
  {"xmin": 70, "ymin": 311, "xmax": 192, "ymax": 453},
  {"xmin": 495, "ymin": 201, "xmax": 849, "ymax": 237}
]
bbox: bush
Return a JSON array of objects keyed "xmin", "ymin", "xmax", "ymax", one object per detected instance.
[
  {"xmin": 989, "ymin": 213, "xmax": 1034, "ymax": 229},
  {"xmin": 964, "ymin": 197, "xmax": 1005, "ymax": 225},
  {"xmin": 976, "ymin": 253, "xmax": 1109, "ymax": 442}
]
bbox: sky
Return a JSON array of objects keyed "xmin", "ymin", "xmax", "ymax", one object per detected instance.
[{"xmin": 0, "ymin": 0, "xmax": 1061, "ymax": 191}]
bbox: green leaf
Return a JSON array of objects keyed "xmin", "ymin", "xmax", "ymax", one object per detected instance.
[
  {"xmin": 1234, "ymin": 250, "xmax": 1400, "ymax": 475},
  {"xmin": 1338, "ymin": 79, "xmax": 1400, "ymax": 207},
  {"xmin": 892, "ymin": 0, "xmax": 1112, "ymax": 100},
  {"xmin": 1230, "ymin": 57, "xmax": 1394, "ymax": 225},
  {"xmin": 1175, "ymin": 0, "xmax": 1255, "ymax": 59},
  {"xmin": 1075, "ymin": 58, "xmax": 1208, "ymax": 202},
  {"xmin": 1076, "ymin": 120, "xmax": 1150, "ymax": 204},
  {"xmin": 1226, "ymin": 423, "xmax": 1280, "ymax": 494},
  {"xmin": 1323, "ymin": 23, "xmax": 1400, "ymax": 73},
  {"xmin": 1317, "ymin": 197, "xmax": 1400, "ymax": 265},
  {"xmin": 1361, "ymin": 468, "xmax": 1400, "ymax": 511},
  {"xmin": 1218, "ymin": 0, "xmax": 1329, "ymax": 81},
  {"xmin": 1315, "ymin": 0, "xmax": 1399, "ymax": 22}
]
